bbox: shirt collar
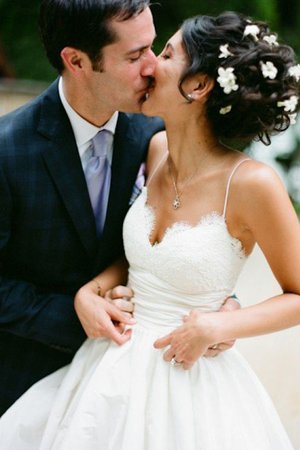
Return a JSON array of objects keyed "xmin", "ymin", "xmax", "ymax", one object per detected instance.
[{"xmin": 58, "ymin": 77, "xmax": 118, "ymax": 157}]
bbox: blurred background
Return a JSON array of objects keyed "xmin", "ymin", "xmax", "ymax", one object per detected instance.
[
  {"xmin": 1, "ymin": 0, "xmax": 299, "ymax": 80},
  {"xmin": 0, "ymin": 0, "xmax": 300, "ymax": 447}
]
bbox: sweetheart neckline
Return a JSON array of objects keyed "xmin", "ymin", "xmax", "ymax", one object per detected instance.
[{"xmin": 141, "ymin": 187, "xmax": 246, "ymax": 257}]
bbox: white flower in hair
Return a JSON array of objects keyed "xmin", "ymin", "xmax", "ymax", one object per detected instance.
[
  {"xmin": 260, "ymin": 61, "xmax": 278, "ymax": 79},
  {"xmin": 288, "ymin": 64, "xmax": 300, "ymax": 82},
  {"xmin": 263, "ymin": 35, "xmax": 278, "ymax": 46},
  {"xmin": 243, "ymin": 24, "xmax": 260, "ymax": 41},
  {"xmin": 277, "ymin": 95, "xmax": 298, "ymax": 112},
  {"xmin": 219, "ymin": 105, "xmax": 232, "ymax": 115},
  {"xmin": 288, "ymin": 113, "xmax": 298, "ymax": 125},
  {"xmin": 219, "ymin": 44, "xmax": 233, "ymax": 59},
  {"xmin": 217, "ymin": 67, "xmax": 239, "ymax": 94}
]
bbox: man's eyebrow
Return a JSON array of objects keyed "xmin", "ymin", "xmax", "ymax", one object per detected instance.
[
  {"xmin": 125, "ymin": 35, "xmax": 157, "ymax": 56},
  {"xmin": 125, "ymin": 45, "xmax": 149, "ymax": 55}
]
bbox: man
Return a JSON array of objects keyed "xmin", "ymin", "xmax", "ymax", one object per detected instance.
[{"xmin": 0, "ymin": 0, "xmax": 163, "ymax": 414}]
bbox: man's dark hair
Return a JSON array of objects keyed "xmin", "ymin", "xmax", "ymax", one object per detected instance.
[{"xmin": 39, "ymin": 0, "xmax": 150, "ymax": 73}]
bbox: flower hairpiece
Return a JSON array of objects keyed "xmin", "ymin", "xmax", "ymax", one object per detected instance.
[
  {"xmin": 263, "ymin": 34, "xmax": 278, "ymax": 47},
  {"xmin": 288, "ymin": 113, "xmax": 298, "ymax": 125},
  {"xmin": 219, "ymin": 105, "xmax": 232, "ymax": 115},
  {"xmin": 260, "ymin": 61, "xmax": 278, "ymax": 79},
  {"xmin": 217, "ymin": 67, "xmax": 239, "ymax": 94},
  {"xmin": 219, "ymin": 44, "xmax": 233, "ymax": 59},
  {"xmin": 243, "ymin": 24, "xmax": 260, "ymax": 41},
  {"xmin": 288, "ymin": 64, "xmax": 300, "ymax": 82},
  {"xmin": 277, "ymin": 95, "xmax": 298, "ymax": 112}
]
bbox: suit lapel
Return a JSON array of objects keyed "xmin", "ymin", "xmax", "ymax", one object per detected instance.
[
  {"xmin": 37, "ymin": 81, "xmax": 97, "ymax": 256},
  {"xmin": 102, "ymin": 114, "xmax": 132, "ymax": 232},
  {"xmin": 101, "ymin": 113, "xmax": 144, "ymax": 237},
  {"xmin": 93, "ymin": 113, "xmax": 145, "ymax": 268}
]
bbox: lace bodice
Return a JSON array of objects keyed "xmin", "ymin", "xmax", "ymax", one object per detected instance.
[{"xmin": 123, "ymin": 182, "xmax": 248, "ymax": 330}]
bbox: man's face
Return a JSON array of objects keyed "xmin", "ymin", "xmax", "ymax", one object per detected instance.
[{"xmin": 89, "ymin": 7, "xmax": 157, "ymax": 114}]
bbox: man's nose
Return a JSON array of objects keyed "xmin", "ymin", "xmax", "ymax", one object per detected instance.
[{"xmin": 141, "ymin": 49, "xmax": 157, "ymax": 77}]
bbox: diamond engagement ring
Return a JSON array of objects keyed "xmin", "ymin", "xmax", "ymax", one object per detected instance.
[{"xmin": 170, "ymin": 357, "xmax": 181, "ymax": 367}]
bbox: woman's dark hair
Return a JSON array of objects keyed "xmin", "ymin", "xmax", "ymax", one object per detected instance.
[
  {"xmin": 39, "ymin": 0, "xmax": 150, "ymax": 73},
  {"xmin": 180, "ymin": 12, "xmax": 300, "ymax": 145}
]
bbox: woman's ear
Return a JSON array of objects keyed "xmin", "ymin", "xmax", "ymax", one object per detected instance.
[
  {"xmin": 60, "ymin": 47, "xmax": 88, "ymax": 74},
  {"xmin": 186, "ymin": 75, "xmax": 215, "ymax": 102}
]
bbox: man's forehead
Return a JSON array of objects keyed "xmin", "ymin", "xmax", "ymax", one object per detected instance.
[{"xmin": 107, "ymin": 7, "xmax": 156, "ymax": 50}]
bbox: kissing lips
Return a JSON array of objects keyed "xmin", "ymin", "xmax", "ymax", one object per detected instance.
[{"xmin": 144, "ymin": 79, "xmax": 156, "ymax": 100}]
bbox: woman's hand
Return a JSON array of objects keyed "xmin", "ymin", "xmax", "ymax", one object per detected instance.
[
  {"xmin": 104, "ymin": 285, "xmax": 135, "ymax": 318},
  {"xmin": 74, "ymin": 282, "xmax": 136, "ymax": 345},
  {"xmin": 154, "ymin": 309, "xmax": 221, "ymax": 370}
]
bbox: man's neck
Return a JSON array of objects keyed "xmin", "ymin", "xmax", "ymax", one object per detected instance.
[{"xmin": 61, "ymin": 75, "xmax": 116, "ymax": 127}]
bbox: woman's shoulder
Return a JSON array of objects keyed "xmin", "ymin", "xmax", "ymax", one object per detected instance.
[
  {"xmin": 228, "ymin": 157, "xmax": 291, "ymax": 222},
  {"xmin": 146, "ymin": 131, "xmax": 168, "ymax": 178},
  {"xmin": 230, "ymin": 158, "xmax": 285, "ymax": 194}
]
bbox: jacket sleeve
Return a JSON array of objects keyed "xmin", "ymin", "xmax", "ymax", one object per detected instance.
[{"xmin": 0, "ymin": 277, "xmax": 86, "ymax": 353}]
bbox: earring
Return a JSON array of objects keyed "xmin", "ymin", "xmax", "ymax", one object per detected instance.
[{"xmin": 186, "ymin": 93, "xmax": 194, "ymax": 103}]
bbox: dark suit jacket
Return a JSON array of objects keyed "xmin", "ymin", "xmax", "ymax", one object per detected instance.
[{"xmin": 0, "ymin": 79, "xmax": 164, "ymax": 413}]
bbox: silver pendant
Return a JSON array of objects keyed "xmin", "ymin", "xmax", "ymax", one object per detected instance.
[{"xmin": 172, "ymin": 196, "xmax": 181, "ymax": 210}]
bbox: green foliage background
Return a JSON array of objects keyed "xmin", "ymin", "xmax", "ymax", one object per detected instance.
[{"xmin": 0, "ymin": 0, "xmax": 299, "ymax": 82}]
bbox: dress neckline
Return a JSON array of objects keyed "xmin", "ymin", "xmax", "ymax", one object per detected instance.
[{"xmin": 141, "ymin": 187, "xmax": 246, "ymax": 257}]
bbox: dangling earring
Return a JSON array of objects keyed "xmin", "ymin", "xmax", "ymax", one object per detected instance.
[{"xmin": 186, "ymin": 93, "xmax": 194, "ymax": 103}]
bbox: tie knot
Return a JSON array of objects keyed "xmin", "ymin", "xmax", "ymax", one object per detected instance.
[{"xmin": 92, "ymin": 129, "xmax": 113, "ymax": 158}]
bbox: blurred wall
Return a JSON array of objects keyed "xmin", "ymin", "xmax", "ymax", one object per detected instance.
[
  {"xmin": 0, "ymin": 79, "xmax": 46, "ymax": 115},
  {"xmin": 236, "ymin": 245, "xmax": 300, "ymax": 449}
]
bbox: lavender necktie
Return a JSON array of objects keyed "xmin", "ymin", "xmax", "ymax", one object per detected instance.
[{"xmin": 84, "ymin": 130, "xmax": 112, "ymax": 234}]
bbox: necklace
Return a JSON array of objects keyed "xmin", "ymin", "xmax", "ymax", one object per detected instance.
[
  {"xmin": 167, "ymin": 152, "xmax": 210, "ymax": 210},
  {"xmin": 167, "ymin": 158, "xmax": 198, "ymax": 210}
]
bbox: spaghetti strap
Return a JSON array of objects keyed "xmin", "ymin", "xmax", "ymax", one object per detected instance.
[
  {"xmin": 222, "ymin": 159, "xmax": 251, "ymax": 218},
  {"xmin": 146, "ymin": 152, "xmax": 168, "ymax": 187}
]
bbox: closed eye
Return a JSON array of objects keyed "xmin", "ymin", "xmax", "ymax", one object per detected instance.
[
  {"xmin": 159, "ymin": 51, "xmax": 171, "ymax": 60},
  {"xmin": 129, "ymin": 55, "xmax": 141, "ymax": 62}
]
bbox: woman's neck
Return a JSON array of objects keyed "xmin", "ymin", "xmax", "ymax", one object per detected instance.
[{"xmin": 164, "ymin": 116, "xmax": 221, "ymax": 181}]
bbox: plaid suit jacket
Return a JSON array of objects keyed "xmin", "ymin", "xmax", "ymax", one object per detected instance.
[{"xmin": 0, "ymin": 79, "xmax": 164, "ymax": 414}]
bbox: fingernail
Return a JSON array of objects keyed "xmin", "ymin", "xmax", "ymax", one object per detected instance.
[{"xmin": 129, "ymin": 318, "xmax": 136, "ymax": 324}]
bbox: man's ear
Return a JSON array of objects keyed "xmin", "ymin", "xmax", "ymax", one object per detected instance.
[
  {"xmin": 186, "ymin": 75, "xmax": 215, "ymax": 102},
  {"xmin": 60, "ymin": 47, "xmax": 87, "ymax": 74}
]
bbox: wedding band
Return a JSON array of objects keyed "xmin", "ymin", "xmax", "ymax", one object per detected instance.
[
  {"xmin": 211, "ymin": 344, "xmax": 219, "ymax": 350},
  {"xmin": 170, "ymin": 357, "xmax": 181, "ymax": 367}
]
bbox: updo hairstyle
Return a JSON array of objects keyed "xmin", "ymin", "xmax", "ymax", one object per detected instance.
[{"xmin": 180, "ymin": 12, "xmax": 300, "ymax": 145}]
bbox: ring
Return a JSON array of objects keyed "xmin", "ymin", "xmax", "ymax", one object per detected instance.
[
  {"xmin": 211, "ymin": 344, "xmax": 219, "ymax": 350},
  {"xmin": 170, "ymin": 357, "xmax": 181, "ymax": 367}
]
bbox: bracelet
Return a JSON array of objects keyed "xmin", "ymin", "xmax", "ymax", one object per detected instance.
[
  {"xmin": 93, "ymin": 278, "xmax": 102, "ymax": 297},
  {"xmin": 230, "ymin": 293, "xmax": 241, "ymax": 304}
]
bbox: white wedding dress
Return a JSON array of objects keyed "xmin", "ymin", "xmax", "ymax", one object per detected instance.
[{"xmin": 0, "ymin": 162, "xmax": 294, "ymax": 449}]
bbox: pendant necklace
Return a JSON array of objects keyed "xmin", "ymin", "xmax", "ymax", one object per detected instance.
[{"xmin": 167, "ymin": 153, "xmax": 209, "ymax": 210}]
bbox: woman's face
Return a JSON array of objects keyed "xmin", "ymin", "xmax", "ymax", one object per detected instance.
[{"xmin": 142, "ymin": 30, "xmax": 190, "ymax": 118}]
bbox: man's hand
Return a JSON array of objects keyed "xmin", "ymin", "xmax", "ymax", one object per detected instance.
[
  {"xmin": 204, "ymin": 296, "xmax": 240, "ymax": 357},
  {"xmin": 74, "ymin": 283, "xmax": 136, "ymax": 345},
  {"xmin": 104, "ymin": 285, "xmax": 135, "ymax": 317}
]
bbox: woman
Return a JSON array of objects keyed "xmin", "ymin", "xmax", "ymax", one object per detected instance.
[{"xmin": 1, "ymin": 11, "xmax": 300, "ymax": 449}]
